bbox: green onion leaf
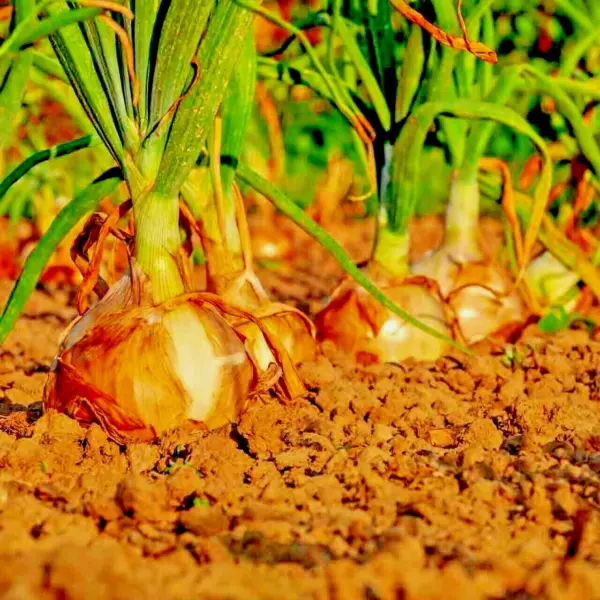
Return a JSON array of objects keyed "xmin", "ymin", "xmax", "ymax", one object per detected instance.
[
  {"xmin": 148, "ymin": 0, "xmax": 213, "ymax": 130},
  {"xmin": 0, "ymin": 169, "xmax": 123, "ymax": 344},
  {"xmin": 155, "ymin": 0, "xmax": 254, "ymax": 197}
]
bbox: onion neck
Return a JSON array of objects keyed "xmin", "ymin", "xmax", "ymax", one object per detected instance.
[
  {"xmin": 203, "ymin": 245, "xmax": 246, "ymax": 295},
  {"xmin": 182, "ymin": 166, "xmax": 246, "ymax": 296},
  {"xmin": 371, "ymin": 216, "xmax": 410, "ymax": 282},
  {"xmin": 202, "ymin": 193, "xmax": 246, "ymax": 296},
  {"xmin": 443, "ymin": 171, "xmax": 482, "ymax": 260},
  {"xmin": 370, "ymin": 142, "xmax": 411, "ymax": 282},
  {"xmin": 202, "ymin": 186, "xmax": 245, "ymax": 294},
  {"xmin": 134, "ymin": 190, "xmax": 185, "ymax": 304}
]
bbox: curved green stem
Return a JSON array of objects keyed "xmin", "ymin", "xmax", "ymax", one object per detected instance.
[
  {"xmin": 0, "ymin": 135, "xmax": 99, "ymax": 203},
  {"xmin": 236, "ymin": 163, "xmax": 471, "ymax": 355},
  {"xmin": 0, "ymin": 169, "xmax": 122, "ymax": 344}
]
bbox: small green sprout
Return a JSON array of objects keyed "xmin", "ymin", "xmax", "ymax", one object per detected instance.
[
  {"xmin": 192, "ymin": 497, "xmax": 210, "ymax": 508},
  {"xmin": 501, "ymin": 345, "xmax": 523, "ymax": 368}
]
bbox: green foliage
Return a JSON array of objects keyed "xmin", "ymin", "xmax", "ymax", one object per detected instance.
[
  {"xmin": 3, "ymin": 0, "xmax": 600, "ymax": 345},
  {"xmin": 221, "ymin": 29, "xmax": 257, "ymax": 197},
  {"xmin": 0, "ymin": 0, "xmax": 258, "ymax": 332},
  {"xmin": 537, "ymin": 306, "xmax": 595, "ymax": 334},
  {"xmin": 0, "ymin": 168, "xmax": 122, "ymax": 344}
]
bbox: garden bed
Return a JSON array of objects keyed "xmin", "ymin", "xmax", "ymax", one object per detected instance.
[{"xmin": 0, "ymin": 218, "xmax": 598, "ymax": 600}]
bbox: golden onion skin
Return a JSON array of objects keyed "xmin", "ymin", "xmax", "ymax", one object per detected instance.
[
  {"xmin": 412, "ymin": 175, "xmax": 526, "ymax": 345},
  {"xmin": 237, "ymin": 313, "xmax": 317, "ymax": 367},
  {"xmin": 219, "ymin": 274, "xmax": 317, "ymax": 366},
  {"xmin": 44, "ymin": 299, "xmax": 254, "ymax": 443},
  {"xmin": 315, "ymin": 280, "xmax": 450, "ymax": 364},
  {"xmin": 446, "ymin": 262, "xmax": 526, "ymax": 344},
  {"xmin": 414, "ymin": 252, "xmax": 526, "ymax": 345},
  {"xmin": 250, "ymin": 226, "xmax": 293, "ymax": 261},
  {"xmin": 266, "ymin": 312, "xmax": 317, "ymax": 364}
]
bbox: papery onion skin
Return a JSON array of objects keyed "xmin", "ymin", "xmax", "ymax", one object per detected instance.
[
  {"xmin": 315, "ymin": 280, "xmax": 450, "ymax": 364},
  {"xmin": 44, "ymin": 296, "xmax": 255, "ymax": 443},
  {"xmin": 411, "ymin": 175, "xmax": 526, "ymax": 344},
  {"xmin": 444, "ymin": 262, "xmax": 526, "ymax": 344},
  {"xmin": 220, "ymin": 275, "xmax": 317, "ymax": 366},
  {"xmin": 415, "ymin": 252, "xmax": 527, "ymax": 345},
  {"xmin": 267, "ymin": 313, "xmax": 316, "ymax": 364},
  {"xmin": 236, "ymin": 309, "xmax": 317, "ymax": 367}
]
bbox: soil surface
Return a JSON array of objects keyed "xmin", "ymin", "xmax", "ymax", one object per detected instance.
[{"xmin": 0, "ymin": 216, "xmax": 599, "ymax": 600}]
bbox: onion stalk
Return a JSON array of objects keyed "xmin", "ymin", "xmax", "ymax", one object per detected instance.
[
  {"xmin": 314, "ymin": 137, "xmax": 453, "ymax": 363},
  {"xmin": 407, "ymin": 63, "xmax": 550, "ymax": 344}
]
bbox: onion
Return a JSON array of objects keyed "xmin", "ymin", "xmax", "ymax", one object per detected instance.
[
  {"xmin": 314, "ymin": 212, "xmax": 451, "ymax": 364},
  {"xmin": 524, "ymin": 251, "xmax": 580, "ymax": 312},
  {"xmin": 443, "ymin": 261, "xmax": 525, "ymax": 344},
  {"xmin": 412, "ymin": 174, "xmax": 526, "ymax": 344},
  {"xmin": 218, "ymin": 269, "xmax": 317, "ymax": 365},
  {"xmin": 44, "ymin": 269, "xmax": 302, "ymax": 443},
  {"xmin": 191, "ymin": 173, "xmax": 317, "ymax": 366},
  {"xmin": 248, "ymin": 211, "xmax": 294, "ymax": 261},
  {"xmin": 315, "ymin": 271, "xmax": 451, "ymax": 364}
]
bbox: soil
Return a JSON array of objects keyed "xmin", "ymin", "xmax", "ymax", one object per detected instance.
[{"xmin": 0, "ymin": 215, "xmax": 599, "ymax": 600}]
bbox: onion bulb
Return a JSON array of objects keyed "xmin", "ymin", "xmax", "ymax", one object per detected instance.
[
  {"xmin": 412, "ymin": 174, "xmax": 525, "ymax": 344},
  {"xmin": 248, "ymin": 212, "xmax": 293, "ymax": 261},
  {"xmin": 219, "ymin": 269, "xmax": 317, "ymax": 365},
  {"xmin": 44, "ymin": 269, "xmax": 303, "ymax": 443},
  {"xmin": 524, "ymin": 251, "xmax": 580, "ymax": 312},
  {"xmin": 315, "ymin": 272, "xmax": 451, "ymax": 364}
]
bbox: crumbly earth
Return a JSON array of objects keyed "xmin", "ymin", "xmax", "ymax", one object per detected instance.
[{"xmin": 0, "ymin": 216, "xmax": 599, "ymax": 600}]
